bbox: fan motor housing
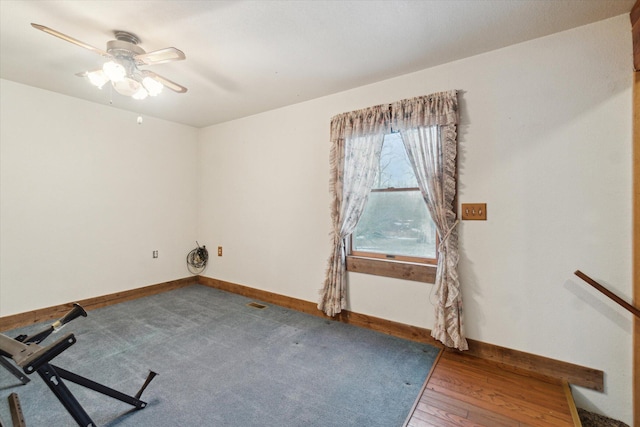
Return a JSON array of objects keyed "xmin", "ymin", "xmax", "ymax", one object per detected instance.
[
  {"xmin": 107, "ymin": 39, "xmax": 145, "ymax": 57},
  {"xmin": 114, "ymin": 30, "xmax": 140, "ymax": 44}
]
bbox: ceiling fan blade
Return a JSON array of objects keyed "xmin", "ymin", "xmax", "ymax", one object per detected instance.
[
  {"xmin": 143, "ymin": 71, "xmax": 188, "ymax": 93},
  {"xmin": 31, "ymin": 23, "xmax": 111, "ymax": 57},
  {"xmin": 135, "ymin": 47, "xmax": 185, "ymax": 65}
]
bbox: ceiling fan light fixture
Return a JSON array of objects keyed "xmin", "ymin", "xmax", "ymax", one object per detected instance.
[
  {"xmin": 112, "ymin": 77, "xmax": 142, "ymax": 97},
  {"xmin": 142, "ymin": 76, "xmax": 163, "ymax": 96},
  {"xmin": 102, "ymin": 61, "xmax": 126, "ymax": 82},
  {"xmin": 86, "ymin": 70, "xmax": 109, "ymax": 89},
  {"xmin": 132, "ymin": 86, "xmax": 149, "ymax": 100}
]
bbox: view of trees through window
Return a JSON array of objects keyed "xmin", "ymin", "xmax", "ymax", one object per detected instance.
[{"xmin": 352, "ymin": 133, "xmax": 437, "ymax": 260}]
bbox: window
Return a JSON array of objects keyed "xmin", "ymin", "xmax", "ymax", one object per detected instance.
[
  {"xmin": 351, "ymin": 133, "xmax": 437, "ymax": 263},
  {"xmin": 346, "ymin": 133, "xmax": 438, "ymax": 283}
]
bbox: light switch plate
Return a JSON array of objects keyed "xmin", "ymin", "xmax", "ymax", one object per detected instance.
[{"xmin": 461, "ymin": 203, "xmax": 487, "ymax": 220}]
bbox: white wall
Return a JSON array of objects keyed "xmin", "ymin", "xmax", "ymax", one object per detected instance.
[
  {"xmin": 0, "ymin": 14, "xmax": 632, "ymax": 424},
  {"xmin": 0, "ymin": 80, "xmax": 199, "ymax": 316},
  {"xmin": 198, "ymin": 15, "xmax": 633, "ymax": 423}
]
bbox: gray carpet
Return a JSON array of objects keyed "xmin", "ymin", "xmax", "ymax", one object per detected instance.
[{"xmin": 0, "ymin": 285, "xmax": 439, "ymax": 426}]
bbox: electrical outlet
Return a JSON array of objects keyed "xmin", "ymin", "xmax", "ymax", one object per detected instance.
[
  {"xmin": 218, "ymin": 246, "xmax": 222, "ymax": 257},
  {"xmin": 461, "ymin": 203, "xmax": 487, "ymax": 220},
  {"xmin": 153, "ymin": 250, "xmax": 158, "ymax": 258}
]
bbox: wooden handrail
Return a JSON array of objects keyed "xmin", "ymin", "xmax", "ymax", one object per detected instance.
[{"xmin": 574, "ymin": 270, "xmax": 640, "ymax": 319}]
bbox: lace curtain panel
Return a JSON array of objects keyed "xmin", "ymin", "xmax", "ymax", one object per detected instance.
[
  {"xmin": 318, "ymin": 105, "xmax": 389, "ymax": 317},
  {"xmin": 393, "ymin": 92, "xmax": 467, "ymax": 350},
  {"xmin": 319, "ymin": 90, "xmax": 467, "ymax": 350}
]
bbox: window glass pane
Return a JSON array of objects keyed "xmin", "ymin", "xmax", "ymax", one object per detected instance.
[
  {"xmin": 374, "ymin": 133, "xmax": 418, "ymax": 189},
  {"xmin": 353, "ymin": 190, "xmax": 437, "ymax": 259}
]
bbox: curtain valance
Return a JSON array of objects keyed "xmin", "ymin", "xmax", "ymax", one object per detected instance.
[
  {"xmin": 330, "ymin": 90, "xmax": 458, "ymax": 142},
  {"xmin": 392, "ymin": 90, "xmax": 458, "ymax": 129},
  {"xmin": 330, "ymin": 104, "xmax": 390, "ymax": 143}
]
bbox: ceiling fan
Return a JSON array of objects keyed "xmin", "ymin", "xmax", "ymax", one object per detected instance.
[{"xmin": 31, "ymin": 23, "xmax": 187, "ymax": 100}]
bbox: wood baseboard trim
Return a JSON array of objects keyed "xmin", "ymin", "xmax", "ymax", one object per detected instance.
[
  {"xmin": 458, "ymin": 339, "xmax": 603, "ymax": 392},
  {"xmin": 0, "ymin": 277, "xmax": 196, "ymax": 332},
  {"xmin": 197, "ymin": 275, "xmax": 604, "ymax": 392}
]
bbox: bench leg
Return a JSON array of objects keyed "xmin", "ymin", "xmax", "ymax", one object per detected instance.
[{"xmin": 37, "ymin": 363, "xmax": 96, "ymax": 427}]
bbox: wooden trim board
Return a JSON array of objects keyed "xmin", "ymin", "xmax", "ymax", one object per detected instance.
[
  {"xmin": 633, "ymin": 32, "xmax": 640, "ymax": 427},
  {"xmin": 0, "ymin": 274, "xmax": 603, "ymax": 392},
  {"xmin": 632, "ymin": 4, "xmax": 640, "ymax": 423},
  {"xmin": 0, "ymin": 277, "xmax": 195, "ymax": 331},
  {"xmin": 197, "ymin": 275, "xmax": 603, "ymax": 392},
  {"xmin": 458, "ymin": 339, "xmax": 603, "ymax": 392},
  {"xmin": 346, "ymin": 256, "xmax": 437, "ymax": 283},
  {"xmin": 402, "ymin": 348, "xmax": 445, "ymax": 427},
  {"xmin": 563, "ymin": 381, "xmax": 583, "ymax": 427},
  {"xmin": 632, "ymin": 0, "xmax": 640, "ymax": 71}
]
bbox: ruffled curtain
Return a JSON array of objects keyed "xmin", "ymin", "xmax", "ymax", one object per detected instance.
[
  {"xmin": 392, "ymin": 91, "xmax": 467, "ymax": 350},
  {"xmin": 319, "ymin": 90, "xmax": 466, "ymax": 350},
  {"xmin": 318, "ymin": 105, "xmax": 389, "ymax": 316}
]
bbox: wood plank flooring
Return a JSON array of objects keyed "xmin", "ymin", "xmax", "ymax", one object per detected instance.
[{"xmin": 405, "ymin": 350, "xmax": 580, "ymax": 427}]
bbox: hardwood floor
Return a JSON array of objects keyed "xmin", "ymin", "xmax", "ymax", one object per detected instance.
[{"xmin": 405, "ymin": 350, "xmax": 580, "ymax": 427}]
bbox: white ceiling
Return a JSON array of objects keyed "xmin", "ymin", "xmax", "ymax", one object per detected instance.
[{"xmin": 0, "ymin": 1, "xmax": 634, "ymax": 128}]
